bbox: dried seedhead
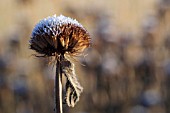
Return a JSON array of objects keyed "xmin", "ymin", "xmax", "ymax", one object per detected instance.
[
  {"xmin": 29, "ymin": 15, "xmax": 90, "ymax": 107},
  {"xmin": 29, "ymin": 15, "xmax": 90, "ymax": 57}
]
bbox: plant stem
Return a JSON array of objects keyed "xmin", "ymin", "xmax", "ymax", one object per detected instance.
[{"xmin": 54, "ymin": 55, "xmax": 63, "ymax": 113}]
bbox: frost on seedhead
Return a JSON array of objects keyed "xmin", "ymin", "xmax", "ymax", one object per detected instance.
[
  {"xmin": 31, "ymin": 15, "xmax": 84, "ymax": 37},
  {"xmin": 29, "ymin": 14, "xmax": 90, "ymax": 57}
]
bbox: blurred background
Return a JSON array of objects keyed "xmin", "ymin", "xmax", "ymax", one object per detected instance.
[{"xmin": 1, "ymin": 0, "xmax": 170, "ymax": 113}]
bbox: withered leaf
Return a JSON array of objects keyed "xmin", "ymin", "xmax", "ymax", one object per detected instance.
[{"xmin": 61, "ymin": 59, "xmax": 83, "ymax": 107}]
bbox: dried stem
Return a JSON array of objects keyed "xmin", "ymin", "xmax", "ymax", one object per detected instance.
[{"xmin": 54, "ymin": 55, "xmax": 63, "ymax": 113}]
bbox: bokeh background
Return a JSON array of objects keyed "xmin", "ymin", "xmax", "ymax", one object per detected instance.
[{"xmin": 1, "ymin": 0, "xmax": 170, "ymax": 113}]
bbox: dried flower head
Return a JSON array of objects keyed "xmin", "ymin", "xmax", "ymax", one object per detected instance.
[
  {"xmin": 29, "ymin": 15, "xmax": 90, "ymax": 57},
  {"xmin": 29, "ymin": 15, "xmax": 91, "ymax": 108}
]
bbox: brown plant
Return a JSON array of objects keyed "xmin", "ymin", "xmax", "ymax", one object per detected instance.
[{"xmin": 29, "ymin": 15, "xmax": 90, "ymax": 113}]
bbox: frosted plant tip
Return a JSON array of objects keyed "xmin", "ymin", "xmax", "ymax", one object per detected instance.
[{"xmin": 29, "ymin": 14, "xmax": 90, "ymax": 57}]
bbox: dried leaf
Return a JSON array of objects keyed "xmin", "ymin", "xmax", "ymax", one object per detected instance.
[{"xmin": 62, "ymin": 59, "xmax": 83, "ymax": 107}]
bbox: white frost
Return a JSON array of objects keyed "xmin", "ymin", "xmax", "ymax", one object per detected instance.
[{"xmin": 31, "ymin": 14, "xmax": 84, "ymax": 37}]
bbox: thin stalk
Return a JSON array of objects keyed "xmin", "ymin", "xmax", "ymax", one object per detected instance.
[{"xmin": 54, "ymin": 55, "xmax": 63, "ymax": 113}]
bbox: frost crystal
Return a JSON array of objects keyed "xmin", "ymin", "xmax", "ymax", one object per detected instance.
[{"xmin": 31, "ymin": 15, "xmax": 84, "ymax": 37}]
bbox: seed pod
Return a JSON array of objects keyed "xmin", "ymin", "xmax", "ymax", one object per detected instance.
[{"xmin": 29, "ymin": 15, "xmax": 90, "ymax": 56}]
